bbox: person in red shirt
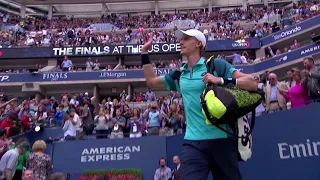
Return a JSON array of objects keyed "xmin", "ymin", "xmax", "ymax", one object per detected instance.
[
  {"xmin": 0, "ymin": 112, "xmax": 18, "ymax": 129},
  {"xmin": 136, "ymin": 92, "xmax": 144, "ymax": 102}
]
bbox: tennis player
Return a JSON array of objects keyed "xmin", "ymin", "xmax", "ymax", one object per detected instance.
[{"xmin": 141, "ymin": 30, "xmax": 257, "ymax": 180}]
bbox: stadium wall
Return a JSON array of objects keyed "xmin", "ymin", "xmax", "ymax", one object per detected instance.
[{"xmin": 17, "ymin": 103, "xmax": 320, "ymax": 180}]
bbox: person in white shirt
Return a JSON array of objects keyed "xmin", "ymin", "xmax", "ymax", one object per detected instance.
[
  {"xmin": 310, "ymin": 3, "xmax": 319, "ymax": 12},
  {"xmin": 34, "ymin": 106, "xmax": 48, "ymax": 123},
  {"xmin": 70, "ymin": 109, "xmax": 81, "ymax": 128},
  {"xmin": 69, "ymin": 96, "xmax": 79, "ymax": 107},
  {"xmin": 0, "ymin": 142, "xmax": 30, "ymax": 180},
  {"xmin": 94, "ymin": 109, "xmax": 110, "ymax": 130},
  {"xmin": 26, "ymin": 36, "xmax": 35, "ymax": 46},
  {"xmin": 62, "ymin": 114, "xmax": 76, "ymax": 141},
  {"xmin": 70, "ymin": 109, "xmax": 83, "ymax": 140}
]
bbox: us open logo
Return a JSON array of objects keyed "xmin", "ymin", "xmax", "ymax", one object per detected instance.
[{"xmin": 232, "ymin": 40, "xmax": 251, "ymax": 48}]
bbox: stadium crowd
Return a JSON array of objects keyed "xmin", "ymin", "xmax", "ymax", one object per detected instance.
[
  {"xmin": 0, "ymin": 55, "xmax": 318, "ymax": 180},
  {"xmin": 0, "ymin": 1, "xmax": 319, "ymax": 48},
  {"xmin": 0, "ymin": 2, "xmax": 319, "ymax": 179},
  {"xmin": 0, "ymin": 56, "xmax": 318, "ymax": 139}
]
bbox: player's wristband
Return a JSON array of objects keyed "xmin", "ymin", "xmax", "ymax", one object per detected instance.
[
  {"xmin": 223, "ymin": 78, "xmax": 237, "ymax": 85},
  {"xmin": 141, "ymin": 53, "xmax": 151, "ymax": 65}
]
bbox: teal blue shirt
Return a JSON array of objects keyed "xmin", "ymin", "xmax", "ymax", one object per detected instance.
[
  {"xmin": 161, "ymin": 57, "xmax": 236, "ymax": 140},
  {"xmin": 148, "ymin": 111, "xmax": 160, "ymax": 127}
]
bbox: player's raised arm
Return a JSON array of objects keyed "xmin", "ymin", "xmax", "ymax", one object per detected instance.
[{"xmin": 141, "ymin": 33, "xmax": 166, "ymax": 89}]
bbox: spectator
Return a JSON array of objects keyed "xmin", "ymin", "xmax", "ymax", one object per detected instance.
[
  {"xmin": 69, "ymin": 109, "xmax": 83, "ymax": 139},
  {"xmin": 26, "ymin": 140, "xmax": 52, "ymax": 180},
  {"xmin": 8, "ymin": 127, "xmax": 22, "ymax": 138},
  {"xmin": 301, "ymin": 57, "xmax": 320, "ymax": 102},
  {"xmin": 53, "ymin": 65, "xmax": 61, "ymax": 72},
  {"xmin": 34, "ymin": 106, "xmax": 48, "ymax": 123},
  {"xmin": 85, "ymin": 58, "xmax": 93, "ymax": 71},
  {"xmin": 9, "ymin": 138, "xmax": 30, "ymax": 180},
  {"xmin": 49, "ymin": 97, "xmax": 58, "ymax": 110},
  {"xmin": 161, "ymin": 102, "xmax": 181, "ymax": 136},
  {"xmin": 0, "ymin": 128, "xmax": 9, "ymax": 159},
  {"xmin": 310, "ymin": 1, "xmax": 319, "ymax": 12},
  {"xmin": 0, "ymin": 112, "xmax": 18, "ymax": 129},
  {"xmin": 136, "ymin": 92, "xmax": 144, "ymax": 102},
  {"xmin": 120, "ymin": 90, "xmax": 128, "ymax": 101},
  {"xmin": 25, "ymin": 36, "xmax": 35, "ymax": 47},
  {"xmin": 110, "ymin": 109, "xmax": 126, "ymax": 139},
  {"xmin": 240, "ymin": 51, "xmax": 249, "ymax": 64},
  {"xmin": 280, "ymin": 70, "xmax": 309, "ymax": 108},
  {"xmin": 61, "ymin": 56, "xmax": 73, "ymax": 72},
  {"xmin": 226, "ymin": 52, "xmax": 243, "ymax": 65},
  {"xmin": 154, "ymin": 158, "xmax": 171, "ymax": 180},
  {"xmin": 69, "ymin": 96, "xmax": 79, "ymax": 107},
  {"xmin": 79, "ymin": 102, "xmax": 94, "ymax": 136},
  {"xmin": 62, "ymin": 114, "xmax": 77, "ymax": 141},
  {"xmin": 286, "ymin": 69, "xmax": 296, "ymax": 89},
  {"xmin": 0, "ymin": 98, "xmax": 17, "ymax": 115},
  {"xmin": 18, "ymin": 101, "xmax": 29, "ymax": 119},
  {"xmin": 292, "ymin": 39, "xmax": 300, "ymax": 49},
  {"xmin": 48, "ymin": 172, "xmax": 65, "ymax": 180},
  {"xmin": 171, "ymin": 156, "xmax": 181, "ymax": 180},
  {"xmin": 0, "ymin": 107, "xmax": 6, "ymax": 124},
  {"xmin": 0, "ymin": 142, "xmax": 30, "ymax": 180},
  {"xmin": 54, "ymin": 105, "xmax": 66, "ymax": 127},
  {"xmin": 265, "ymin": 73, "xmax": 288, "ymax": 113},
  {"xmin": 21, "ymin": 170, "xmax": 33, "ymax": 180},
  {"xmin": 93, "ymin": 59, "xmax": 100, "ymax": 71},
  {"xmin": 266, "ymin": 46, "xmax": 276, "ymax": 57},
  {"xmin": 127, "ymin": 108, "xmax": 143, "ymax": 138},
  {"xmin": 145, "ymin": 88, "xmax": 156, "ymax": 102},
  {"xmin": 253, "ymin": 76, "xmax": 266, "ymax": 117},
  {"xmin": 94, "ymin": 109, "xmax": 111, "ymax": 139},
  {"xmin": 173, "ymin": 93, "xmax": 183, "ymax": 107},
  {"xmin": 147, "ymin": 103, "xmax": 162, "ymax": 136},
  {"xmin": 47, "ymin": 110, "xmax": 56, "ymax": 128},
  {"xmin": 169, "ymin": 60, "xmax": 177, "ymax": 68}
]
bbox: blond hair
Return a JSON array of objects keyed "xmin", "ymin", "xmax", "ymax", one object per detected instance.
[{"xmin": 32, "ymin": 140, "xmax": 47, "ymax": 152}]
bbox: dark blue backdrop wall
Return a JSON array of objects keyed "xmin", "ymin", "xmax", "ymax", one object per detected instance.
[{"xmin": 19, "ymin": 104, "xmax": 320, "ymax": 180}]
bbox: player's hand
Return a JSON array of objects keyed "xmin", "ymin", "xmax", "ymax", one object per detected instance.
[
  {"xmin": 141, "ymin": 32, "xmax": 153, "ymax": 53},
  {"xmin": 202, "ymin": 73, "xmax": 222, "ymax": 85}
]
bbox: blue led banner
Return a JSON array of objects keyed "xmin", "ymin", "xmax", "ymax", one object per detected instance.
[
  {"xmin": 237, "ymin": 43, "xmax": 320, "ymax": 73},
  {"xmin": 0, "ymin": 68, "xmax": 176, "ymax": 83},
  {"xmin": 0, "ymin": 43, "xmax": 318, "ymax": 83},
  {"xmin": 205, "ymin": 38, "xmax": 260, "ymax": 51},
  {"xmin": 0, "ymin": 39, "xmax": 260, "ymax": 59},
  {"xmin": 261, "ymin": 15, "xmax": 320, "ymax": 46}
]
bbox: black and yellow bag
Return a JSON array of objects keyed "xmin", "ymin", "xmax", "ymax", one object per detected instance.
[{"xmin": 200, "ymin": 56, "xmax": 264, "ymax": 137}]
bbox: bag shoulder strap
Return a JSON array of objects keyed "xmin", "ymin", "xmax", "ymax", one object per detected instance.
[
  {"xmin": 172, "ymin": 70, "xmax": 182, "ymax": 87},
  {"xmin": 206, "ymin": 56, "xmax": 216, "ymax": 74}
]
